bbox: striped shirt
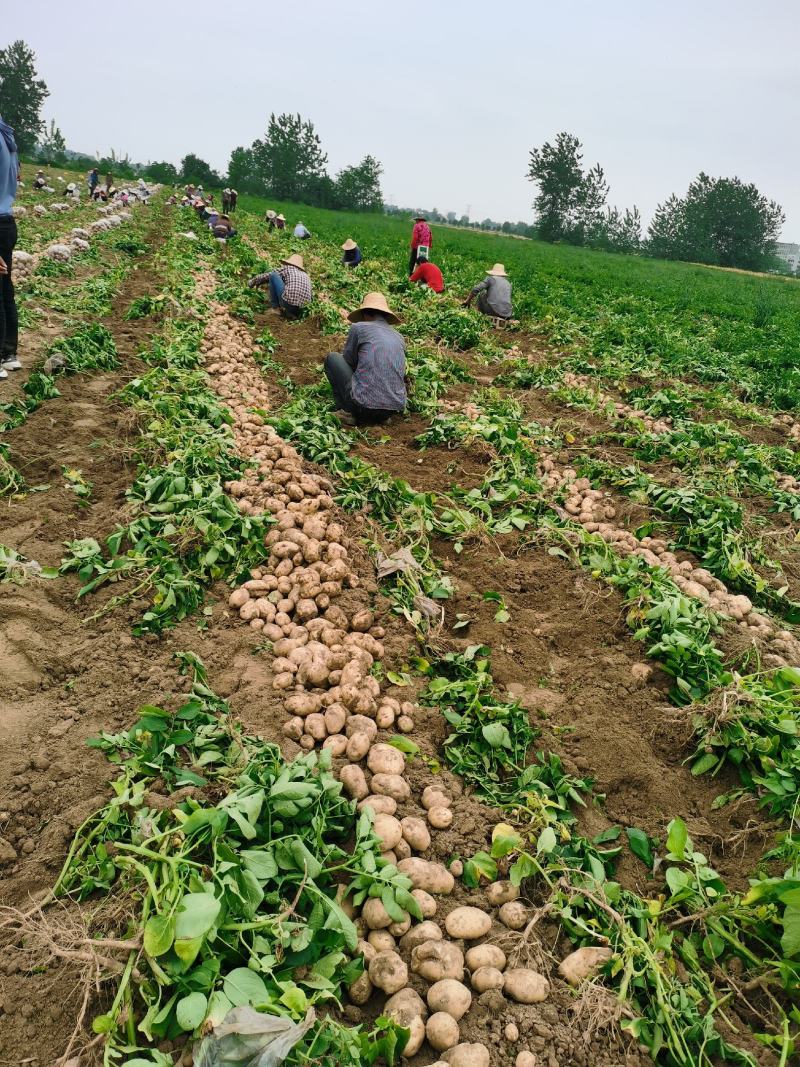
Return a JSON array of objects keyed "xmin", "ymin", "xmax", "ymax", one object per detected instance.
[
  {"xmin": 251, "ymin": 265, "xmax": 312, "ymax": 307},
  {"xmin": 343, "ymin": 320, "xmax": 407, "ymax": 411}
]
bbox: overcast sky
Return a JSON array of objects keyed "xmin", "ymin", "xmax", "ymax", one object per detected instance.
[{"xmin": 8, "ymin": 0, "xmax": 800, "ymax": 236}]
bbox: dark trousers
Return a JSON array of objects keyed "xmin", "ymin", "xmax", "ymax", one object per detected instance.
[
  {"xmin": 0, "ymin": 215, "xmax": 18, "ymax": 361},
  {"xmin": 324, "ymin": 352, "xmax": 394, "ymax": 424},
  {"xmin": 408, "ymin": 248, "xmax": 419, "ymax": 276}
]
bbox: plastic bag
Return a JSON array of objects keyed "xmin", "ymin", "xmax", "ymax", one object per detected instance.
[{"xmin": 193, "ymin": 1006, "xmax": 315, "ymax": 1067}]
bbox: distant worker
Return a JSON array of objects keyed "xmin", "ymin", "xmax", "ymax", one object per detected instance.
[
  {"xmin": 294, "ymin": 220, "xmax": 312, "ymax": 240},
  {"xmin": 248, "ymin": 252, "xmax": 312, "ymax": 320},
  {"xmin": 33, "ymin": 169, "xmax": 46, "ymax": 190},
  {"xmin": 222, "ymin": 187, "xmax": 231, "ymax": 213},
  {"xmin": 341, "ymin": 238, "xmax": 362, "ymax": 268},
  {"xmin": 409, "ymin": 250, "xmax": 444, "ymax": 293},
  {"xmin": 212, "ymin": 214, "xmax": 236, "ymax": 240},
  {"xmin": 105, "ymin": 170, "xmax": 113, "ymax": 194},
  {"xmin": 323, "ymin": 292, "xmax": 408, "ymax": 427},
  {"xmin": 274, "ymin": 213, "xmax": 286, "ymax": 231},
  {"xmin": 0, "ymin": 113, "xmax": 21, "ymax": 381},
  {"xmin": 465, "ymin": 263, "xmax": 512, "ymax": 319},
  {"xmin": 88, "ymin": 168, "xmax": 99, "ymax": 197},
  {"xmin": 409, "ymin": 213, "xmax": 432, "ymax": 275},
  {"xmin": 229, "ymin": 188, "xmax": 238, "ymax": 212}
]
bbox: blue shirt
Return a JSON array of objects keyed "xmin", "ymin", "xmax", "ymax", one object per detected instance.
[
  {"xmin": 0, "ymin": 118, "xmax": 18, "ymax": 216},
  {"xmin": 343, "ymin": 319, "xmax": 407, "ymax": 411}
]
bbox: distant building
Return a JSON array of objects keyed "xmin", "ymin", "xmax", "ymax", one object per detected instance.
[{"xmin": 774, "ymin": 241, "xmax": 800, "ymax": 273}]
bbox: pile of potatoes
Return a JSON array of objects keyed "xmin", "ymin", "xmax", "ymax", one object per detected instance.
[
  {"xmin": 562, "ymin": 372, "xmax": 673, "ymax": 434},
  {"xmin": 773, "ymin": 412, "xmax": 800, "ymax": 443},
  {"xmin": 537, "ymin": 451, "xmax": 800, "ymax": 666},
  {"xmin": 14, "ymin": 209, "xmax": 141, "ymax": 286}
]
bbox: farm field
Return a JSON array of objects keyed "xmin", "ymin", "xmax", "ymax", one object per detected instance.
[{"xmin": 1, "ymin": 164, "xmax": 799, "ymax": 1067}]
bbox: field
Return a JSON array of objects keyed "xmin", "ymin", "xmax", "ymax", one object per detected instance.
[{"xmin": 1, "ymin": 163, "xmax": 799, "ymax": 1067}]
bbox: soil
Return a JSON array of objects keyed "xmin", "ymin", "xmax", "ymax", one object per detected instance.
[{"xmin": 0, "ymin": 224, "xmax": 782, "ymax": 1067}]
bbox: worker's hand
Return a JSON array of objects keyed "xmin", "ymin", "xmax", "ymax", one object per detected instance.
[{"xmin": 0, "ymin": 257, "xmax": 7, "ymax": 275}]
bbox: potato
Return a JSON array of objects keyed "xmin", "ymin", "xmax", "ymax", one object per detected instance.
[
  {"xmin": 465, "ymin": 944, "xmax": 506, "ymax": 973},
  {"xmin": 397, "ymin": 816, "xmax": 429, "ymax": 853},
  {"xmin": 427, "ymin": 1012, "xmax": 460, "ymax": 1052},
  {"xmin": 470, "ymin": 966, "xmax": 504, "ymax": 993},
  {"xmin": 505, "ymin": 1022, "xmax": 519, "ymax": 1042},
  {"xmin": 389, "ymin": 914, "xmax": 412, "ymax": 938},
  {"xmin": 368, "ymin": 950, "xmax": 408, "ymax": 994},
  {"xmin": 427, "ymin": 978, "xmax": 472, "ymax": 1022},
  {"xmin": 367, "ymin": 744, "xmax": 405, "ymax": 776},
  {"xmin": 557, "ymin": 945, "xmax": 613, "ymax": 986},
  {"xmin": 384, "ymin": 988, "xmax": 427, "ymax": 1056},
  {"xmin": 305, "ymin": 713, "xmax": 327, "ymax": 741},
  {"xmin": 516, "ymin": 1054, "xmax": 537, "ymax": 1067},
  {"xmin": 229, "ymin": 588, "xmax": 250, "ymax": 608},
  {"xmin": 273, "ymin": 672, "xmax": 294, "ymax": 690},
  {"xmin": 411, "ymin": 940, "xmax": 464, "ymax": 982},
  {"xmin": 299, "ymin": 735, "xmax": 315, "ymax": 751},
  {"xmin": 412, "ymin": 888, "xmax": 437, "ymax": 918},
  {"xmin": 350, "ymin": 608, "xmax": 374, "ymax": 632},
  {"xmin": 346, "ymin": 732, "xmax": 372, "ymax": 762},
  {"xmin": 503, "ymin": 968, "xmax": 550, "ymax": 1004},
  {"xmin": 399, "ymin": 920, "xmax": 442, "ymax": 953},
  {"xmin": 445, "ymin": 907, "xmax": 492, "ymax": 941},
  {"xmin": 339, "ymin": 765, "xmax": 369, "ymax": 800},
  {"xmin": 375, "ymin": 704, "xmax": 396, "ymax": 729},
  {"xmin": 394, "ymin": 838, "xmax": 412, "ymax": 860},
  {"xmin": 486, "ymin": 881, "xmax": 519, "ymax": 907},
  {"xmin": 370, "ymin": 773, "xmax": 411, "ymax": 801},
  {"xmin": 398, "ymin": 858, "xmax": 455, "ymax": 895},
  {"xmin": 282, "ymin": 716, "xmax": 303, "ymax": 740},
  {"xmin": 428, "ymin": 806, "xmax": 454, "ymax": 830},
  {"xmin": 284, "ymin": 692, "xmax": 321, "ymax": 717},
  {"xmin": 363, "ymin": 897, "xmax": 394, "ymax": 930},
  {"xmin": 422, "ymin": 786, "xmax": 451, "ymax": 810},
  {"xmin": 358, "ymin": 794, "xmax": 397, "ymax": 816},
  {"xmin": 498, "ymin": 901, "xmax": 528, "ymax": 931},
  {"xmin": 443, "ymin": 1043, "xmax": 490, "ymax": 1067},
  {"xmin": 397, "ymin": 715, "xmax": 414, "ymax": 733},
  {"xmin": 322, "ymin": 734, "xmax": 347, "ymax": 757},
  {"xmin": 324, "ymin": 705, "xmax": 347, "ymax": 735},
  {"xmin": 345, "ymin": 715, "xmax": 378, "ymax": 741},
  {"xmin": 347, "ymin": 971, "xmax": 372, "ymax": 1006},
  {"xmin": 368, "ymin": 929, "xmax": 396, "ymax": 952}
]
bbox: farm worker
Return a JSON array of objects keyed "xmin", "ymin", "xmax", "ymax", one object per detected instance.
[
  {"xmin": 229, "ymin": 189, "xmax": 238, "ymax": 212},
  {"xmin": 409, "ymin": 213, "xmax": 432, "ymax": 275},
  {"xmin": 34, "ymin": 169, "xmax": 46, "ymax": 189},
  {"xmin": 105, "ymin": 170, "xmax": 113, "ymax": 193},
  {"xmin": 0, "ymin": 114, "xmax": 21, "ymax": 381},
  {"xmin": 88, "ymin": 168, "xmax": 99, "ymax": 196},
  {"xmin": 409, "ymin": 250, "xmax": 444, "ymax": 293},
  {"xmin": 266, "ymin": 209, "xmax": 277, "ymax": 230},
  {"xmin": 248, "ymin": 253, "xmax": 312, "ymax": 320},
  {"xmin": 341, "ymin": 238, "xmax": 362, "ymax": 268},
  {"xmin": 323, "ymin": 292, "xmax": 408, "ymax": 427},
  {"xmin": 275, "ymin": 213, "xmax": 286, "ymax": 231},
  {"xmin": 465, "ymin": 263, "xmax": 513, "ymax": 319},
  {"xmin": 294, "ymin": 221, "xmax": 312, "ymax": 240},
  {"xmin": 222, "ymin": 188, "xmax": 231, "ymax": 213},
  {"xmin": 212, "ymin": 215, "xmax": 236, "ymax": 239}
]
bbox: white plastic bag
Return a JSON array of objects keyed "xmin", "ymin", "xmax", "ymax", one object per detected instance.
[{"xmin": 193, "ymin": 1006, "xmax": 315, "ymax": 1067}]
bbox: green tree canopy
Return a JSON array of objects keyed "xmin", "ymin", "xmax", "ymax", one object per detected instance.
[
  {"xmin": 527, "ymin": 131, "xmax": 590, "ymax": 243},
  {"xmin": 334, "ymin": 155, "xmax": 383, "ymax": 212},
  {"xmin": 179, "ymin": 154, "xmax": 221, "ymax": 187},
  {"xmin": 144, "ymin": 160, "xmax": 179, "ymax": 184},
  {"xmin": 0, "ymin": 40, "xmax": 49, "ymax": 153},
  {"xmin": 38, "ymin": 119, "xmax": 66, "ymax": 165},
  {"xmin": 250, "ymin": 113, "xmax": 328, "ymax": 201}
]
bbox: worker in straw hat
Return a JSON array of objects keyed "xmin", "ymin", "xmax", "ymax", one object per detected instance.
[
  {"xmin": 465, "ymin": 263, "xmax": 513, "ymax": 319},
  {"xmin": 323, "ymin": 292, "xmax": 408, "ymax": 426},
  {"xmin": 409, "ymin": 213, "xmax": 432, "ymax": 275},
  {"xmin": 266, "ymin": 209, "xmax": 277, "ymax": 229},
  {"xmin": 274, "ymin": 213, "xmax": 287, "ymax": 231},
  {"xmin": 341, "ymin": 238, "xmax": 362, "ymax": 268},
  {"xmin": 294, "ymin": 220, "xmax": 312, "ymax": 240},
  {"xmin": 247, "ymin": 252, "xmax": 312, "ymax": 320}
]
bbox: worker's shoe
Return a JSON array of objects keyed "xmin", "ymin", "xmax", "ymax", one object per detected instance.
[
  {"xmin": 0, "ymin": 367, "xmax": 8, "ymax": 379},
  {"xmin": 334, "ymin": 409, "xmax": 356, "ymax": 427},
  {"xmin": 1, "ymin": 358, "xmax": 22, "ymax": 371}
]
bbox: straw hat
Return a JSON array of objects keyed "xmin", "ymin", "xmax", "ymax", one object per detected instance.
[
  {"xmin": 341, "ymin": 238, "xmax": 357, "ymax": 251},
  {"xmin": 486, "ymin": 263, "xmax": 508, "ymax": 277},
  {"xmin": 281, "ymin": 253, "xmax": 306, "ymax": 271},
  {"xmin": 277, "ymin": 214, "xmax": 286, "ymax": 221},
  {"xmin": 347, "ymin": 291, "xmax": 400, "ymax": 325},
  {"xmin": 266, "ymin": 210, "xmax": 276, "ymax": 219}
]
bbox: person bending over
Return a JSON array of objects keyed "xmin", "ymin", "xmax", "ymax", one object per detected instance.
[
  {"xmin": 324, "ymin": 292, "xmax": 407, "ymax": 427},
  {"xmin": 465, "ymin": 263, "xmax": 512, "ymax": 318},
  {"xmin": 409, "ymin": 250, "xmax": 444, "ymax": 293},
  {"xmin": 341, "ymin": 238, "xmax": 362, "ymax": 268},
  {"xmin": 248, "ymin": 253, "xmax": 312, "ymax": 320},
  {"xmin": 294, "ymin": 221, "xmax": 312, "ymax": 240}
]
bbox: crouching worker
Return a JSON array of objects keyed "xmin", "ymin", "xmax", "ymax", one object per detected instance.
[
  {"xmin": 324, "ymin": 292, "xmax": 407, "ymax": 427},
  {"xmin": 248, "ymin": 253, "xmax": 312, "ymax": 320},
  {"xmin": 409, "ymin": 250, "xmax": 444, "ymax": 292},
  {"xmin": 341, "ymin": 238, "xmax": 362, "ymax": 267},
  {"xmin": 465, "ymin": 263, "xmax": 512, "ymax": 318}
]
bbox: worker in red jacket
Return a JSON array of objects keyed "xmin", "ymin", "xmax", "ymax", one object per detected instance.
[
  {"xmin": 409, "ymin": 214, "xmax": 432, "ymax": 275},
  {"xmin": 409, "ymin": 250, "xmax": 444, "ymax": 293}
]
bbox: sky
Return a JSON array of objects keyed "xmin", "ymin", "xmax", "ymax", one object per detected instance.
[{"xmin": 7, "ymin": 0, "xmax": 800, "ymax": 237}]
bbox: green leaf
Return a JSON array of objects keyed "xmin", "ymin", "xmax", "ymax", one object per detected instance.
[
  {"xmin": 386, "ymin": 671, "xmax": 411, "ymax": 686},
  {"xmin": 666, "ymin": 818, "xmax": 689, "ymax": 861},
  {"xmin": 781, "ymin": 904, "xmax": 800, "ymax": 957},
  {"xmin": 223, "ymin": 967, "xmax": 269, "ymax": 1008},
  {"xmin": 388, "ymin": 736, "xmax": 420, "ymax": 756},
  {"xmin": 626, "ymin": 827, "xmax": 654, "ymax": 869},
  {"xmin": 482, "ymin": 722, "xmax": 511, "ymax": 749},
  {"xmin": 175, "ymin": 892, "xmax": 221, "ymax": 940},
  {"xmin": 241, "ymin": 849, "xmax": 279, "ymax": 882},
  {"xmin": 176, "ymin": 991, "xmax": 208, "ymax": 1032},
  {"xmin": 463, "ymin": 851, "xmax": 497, "ymax": 887},
  {"xmin": 144, "ymin": 914, "xmax": 175, "ymax": 957},
  {"xmin": 536, "ymin": 826, "xmax": 557, "ymax": 855},
  {"xmin": 206, "ymin": 991, "xmax": 234, "ymax": 1026},
  {"xmin": 691, "ymin": 752, "xmax": 719, "ymax": 776}
]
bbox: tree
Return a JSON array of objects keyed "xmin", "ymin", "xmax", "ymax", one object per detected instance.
[
  {"xmin": 250, "ymin": 113, "xmax": 328, "ymax": 201},
  {"xmin": 570, "ymin": 163, "xmax": 609, "ymax": 244},
  {"xmin": 334, "ymin": 155, "xmax": 383, "ymax": 212},
  {"xmin": 647, "ymin": 174, "xmax": 784, "ymax": 269},
  {"xmin": 590, "ymin": 206, "xmax": 642, "ymax": 254},
  {"xmin": 144, "ymin": 161, "xmax": 179, "ymax": 184},
  {"xmin": 0, "ymin": 40, "xmax": 49, "ymax": 153},
  {"xmin": 526, "ymin": 132, "xmax": 589, "ymax": 242},
  {"xmin": 38, "ymin": 119, "xmax": 66, "ymax": 165},
  {"xmin": 227, "ymin": 146, "xmax": 258, "ymax": 192},
  {"xmin": 179, "ymin": 154, "xmax": 220, "ymax": 187}
]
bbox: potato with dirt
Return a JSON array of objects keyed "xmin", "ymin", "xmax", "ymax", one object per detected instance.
[
  {"xmin": 426, "ymin": 977, "xmax": 472, "ymax": 1020},
  {"xmin": 444, "ymin": 906, "xmax": 492, "ymax": 940},
  {"xmin": 368, "ymin": 950, "xmax": 408, "ymax": 994}
]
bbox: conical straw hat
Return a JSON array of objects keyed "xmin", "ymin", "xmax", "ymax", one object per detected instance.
[
  {"xmin": 281, "ymin": 253, "xmax": 305, "ymax": 270},
  {"xmin": 347, "ymin": 291, "xmax": 400, "ymax": 325},
  {"xmin": 342, "ymin": 238, "xmax": 357, "ymax": 251},
  {"xmin": 266, "ymin": 210, "xmax": 276, "ymax": 218},
  {"xmin": 486, "ymin": 263, "xmax": 508, "ymax": 276}
]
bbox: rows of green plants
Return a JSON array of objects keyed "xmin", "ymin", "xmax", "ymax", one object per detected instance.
[{"xmin": 214, "ymin": 215, "xmax": 800, "ymax": 1065}]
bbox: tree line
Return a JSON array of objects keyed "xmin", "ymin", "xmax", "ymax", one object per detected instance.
[{"xmin": 527, "ymin": 131, "xmax": 786, "ymax": 272}]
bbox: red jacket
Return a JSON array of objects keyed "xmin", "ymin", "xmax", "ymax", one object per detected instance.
[
  {"xmin": 411, "ymin": 221, "xmax": 432, "ymax": 248},
  {"xmin": 410, "ymin": 261, "xmax": 444, "ymax": 293}
]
